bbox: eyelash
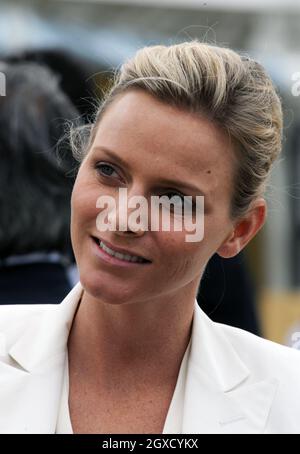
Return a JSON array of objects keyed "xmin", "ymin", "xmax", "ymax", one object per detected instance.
[
  {"xmin": 95, "ymin": 162, "xmax": 195, "ymax": 207},
  {"xmin": 96, "ymin": 162, "xmax": 120, "ymax": 179},
  {"xmin": 164, "ymin": 192, "xmax": 186, "ymax": 203}
]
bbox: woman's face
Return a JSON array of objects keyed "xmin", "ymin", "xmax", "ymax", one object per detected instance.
[{"xmin": 71, "ymin": 90, "xmax": 240, "ymax": 305}]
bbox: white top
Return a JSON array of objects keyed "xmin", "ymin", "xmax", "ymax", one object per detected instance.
[
  {"xmin": 2, "ymin": 280, "xmax": 300, "ymax": 433},
  {"xmin": 55, "ymin": 338, "xmax": 191, "ymax": 434}
]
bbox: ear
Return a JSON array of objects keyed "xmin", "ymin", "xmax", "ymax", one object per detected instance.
[{"xmin": 216, "ymin": 198, "xmax": 267, "ymax": 259}]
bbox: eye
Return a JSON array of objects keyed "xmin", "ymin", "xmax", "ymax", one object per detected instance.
[
  {"xmin": 95, "ymin": 163, "xmax": 119, "ymax": 179},
  {"xmin": 161, "ymin": 191, "xmax": 196, "ymax": 215},
  {"xmin": 163, "ymin": 191, "xmax": 185, "ymax": 204}
]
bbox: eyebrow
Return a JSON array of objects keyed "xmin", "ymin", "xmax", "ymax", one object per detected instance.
[{"xmin": 92, "ymin": 146, "xmax": 207, "ymax": 196}]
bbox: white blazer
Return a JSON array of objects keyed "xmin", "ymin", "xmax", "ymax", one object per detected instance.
[{"xmin": 0, "ymin": 282, "xmax": 300, "ymax": 434}]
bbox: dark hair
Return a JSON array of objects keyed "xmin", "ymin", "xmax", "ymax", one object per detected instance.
[{"xmin": 0, "ymin": 62, "xmax": 80, "ymax": 258}]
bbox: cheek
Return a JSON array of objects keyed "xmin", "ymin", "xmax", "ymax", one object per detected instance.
[
  {"xmin": 158, "ymin": 232, "xmax": 204, "ymax": 276},
  {"xmin": 71, "ymin": 181, "xmax": 100, "ymax": 232},
  {"xmin": 204, "ymin": 212, "xmax": 233, "ymax": 250},
  {"xmin": 70, "ymin": 181, "xmax": 101, "ymax": 264}
]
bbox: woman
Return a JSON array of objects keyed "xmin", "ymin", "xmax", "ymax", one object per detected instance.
[{"xmin": 0, "ymin": 41, "xmax": 300, "ymax": 434}]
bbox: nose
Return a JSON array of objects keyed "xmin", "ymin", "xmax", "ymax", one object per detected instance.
[
  {"xmin": 113, "ymin": 187, "xmax": 148, "ymax": 238},
  {"xmin": 114, "ymin": 228, "xmax": 144, "ymax": 238}
]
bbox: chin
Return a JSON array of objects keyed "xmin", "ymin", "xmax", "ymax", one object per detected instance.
[{"xmin": 79, "ymin": 269, "xmax": 136, "ymax": 305}]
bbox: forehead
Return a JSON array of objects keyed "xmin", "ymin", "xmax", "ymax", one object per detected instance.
[{"xmin": 90, "ymin": 90, "xmax": 236, "ymax": 198}]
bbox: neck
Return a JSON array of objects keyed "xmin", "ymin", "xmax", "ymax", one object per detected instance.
[{"xmin": 67, "ymin": 284, "xmax": 197, "ymax": 389}]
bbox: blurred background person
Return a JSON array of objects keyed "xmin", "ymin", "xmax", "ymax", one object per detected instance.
[
  {"xmin": 0, "ymin": 61, "xmax": 80, "ymax": 304},
  {"xmin": 4, "ymin": 48, "xmax": 99, "ymax": 121}
]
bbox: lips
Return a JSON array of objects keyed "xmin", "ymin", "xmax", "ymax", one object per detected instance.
[{"xmin": 91, "ymin": 236, "xmax": 151, "ymax": 263}]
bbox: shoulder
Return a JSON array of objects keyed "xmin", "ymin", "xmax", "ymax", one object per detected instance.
[
  {"xmin": 0, "ymin": 303, "xmax": 57, "ymax": 322},
  {"xmin": 215, "ymin": 321, "xmax": 300, "ymax": 410},
  {"xmin": 216, "ymin": 321, "xmax": 300, "ymax": 373},
  {"xmin": 0, "ymin": 282, "xmax": 82, "ymax": 328},
  {"xmin": 215, "ymin": 321, "xmax": 300, "ymax": 378},
  {"xmin": 211, "ymin": 322, "xmax": 300, "ymax": 432},
  {"xmin": 0, "ymin": 283, "xmax": 82, "ymax": 345},
  {"xmin": 0, "ymin": 303, "xmax": 58, "ymax": 345}
]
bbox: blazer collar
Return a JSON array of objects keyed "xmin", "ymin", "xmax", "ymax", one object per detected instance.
[
  {"xmin": 189, "ymin": 303, "xmax": 250, "ymax": 392},
  {"xmin": 8, "ymin": 282, "xmax": 83, "ymax": 372},
  {"xmin": 182, "ymin": 303, "xmax": 278, "ymax": 433},
  {"xmin": 5, "ymin": 283, "xmax": 278, "ymax": 433},
  {"xmin": 8, "ymin": 282, "xmax": 248, "ymax": 385},
  {"xmin": 0, "ymin": 284, "xmax": 83, "ymax": 433},
  {"xmin": 8, "ymin": 282, "xmax": 249, "ymax": 384}
]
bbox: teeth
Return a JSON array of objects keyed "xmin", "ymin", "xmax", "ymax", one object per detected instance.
[{"xmin": 98, "ymin": 240, "xmax": 145, "ymax": 263}]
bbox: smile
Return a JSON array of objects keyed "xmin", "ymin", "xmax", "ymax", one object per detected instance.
[{"xmin": 91, "ymin": 236, "xmax": 151, "ymax": 266}]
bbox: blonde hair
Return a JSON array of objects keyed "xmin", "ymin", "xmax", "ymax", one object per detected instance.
[{"xmin": 72, "ymin": 40, "xmax": 283, "ymax": 219}]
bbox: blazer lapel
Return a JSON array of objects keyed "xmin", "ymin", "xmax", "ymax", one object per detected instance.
[
  {"xmin": 0, "ymin": 283, "xmax": 83, "ymax": 434},
  {"xmin": 0, "ymin": 284, "xmax": 278, "ymax": 434},
  {"xmin": 181, "ymin": 304, "xmax": 278, "ymax": 434}
]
